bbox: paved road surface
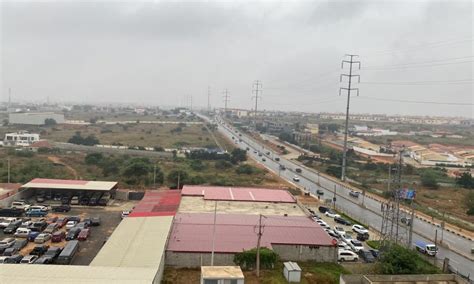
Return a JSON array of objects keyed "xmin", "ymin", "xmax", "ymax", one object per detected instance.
[{"xmin": 204, "ymin": 115, "xmax": 474, "ymax": 280}]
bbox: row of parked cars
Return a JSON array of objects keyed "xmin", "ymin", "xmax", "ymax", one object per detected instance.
[
  {"xmin": 308, "ymin": 206, "xmax": 378, "ymax": 263},
  {"xmin": 0, "ymin": 241, "xmax": 79, "ymax": 265},
  {"xmin": 34, "ymin": 191, "xmax": 110, "ymax": 207}
]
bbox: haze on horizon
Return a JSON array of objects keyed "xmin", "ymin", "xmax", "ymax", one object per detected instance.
[{"xmin": 0, "ymin": 0, "xmax": 473, "ymax": 118}]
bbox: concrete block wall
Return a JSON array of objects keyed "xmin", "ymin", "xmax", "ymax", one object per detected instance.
[
  {"xmin": 165, "ymin": 251, "xmax": 235, "ymax": 268},
  {"xmin": 0, "ymin": 189, "xmax": 34, "ymax": 208},
  {"xmin": 272, "ymin": 245, "xmax": 337, "ymax": 262}
]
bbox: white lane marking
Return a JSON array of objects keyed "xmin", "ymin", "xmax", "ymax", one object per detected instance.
[
  {"xmin": 229, "ymin": 187, "xmax": 234, "ymax": 200},
  {"xmin": 249, "ymin": 191, "xmax": 256, "ymax": 201}
]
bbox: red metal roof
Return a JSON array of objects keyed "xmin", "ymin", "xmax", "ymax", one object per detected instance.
[
  {"xmin": 129, "ymin": 190, "xmax": 181, "ymax": 217},
  {"xmin": 181, "ymin": 186, "xmax": 296, "ymax": 203},
  {"xmin": 167, "ymin": 213, "xmax": 334, "ymax": 253}
]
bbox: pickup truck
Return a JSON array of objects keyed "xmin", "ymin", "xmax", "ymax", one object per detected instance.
[{"xmin": 415, "ymin": 240, "xmax": 438, "ymax": 256}]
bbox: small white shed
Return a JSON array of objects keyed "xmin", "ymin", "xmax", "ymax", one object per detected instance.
[
  {"xmin": 283, "ymin": 261, "xmax": 302, "ymax": 283},
  {"xmin": 201, "ymin": 266, "xmax": 245, "ymax": 284}
]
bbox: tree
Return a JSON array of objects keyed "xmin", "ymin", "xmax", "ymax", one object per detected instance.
[
  {"xmin": 236, "ymin": 164, "xmax": 256, "ymax": 175},
  {"xmin": 465, "ymin": 191, "xmax": 474, "ymax": 216},
  {"xmin": 68, "ymin": 132, "xmax": 100, "ymax": 146},
  {"xmin": 379, "ymin": 244, "xmax": 439, "ymax": 274},
  {"xmin": 85, "ymin": 153, "xmax": 103, "ymax": 165},
  {"xmin": 456, "ymin": 172, "xmax": 474, "ymax": 189},
  {"xmin": 122, "ymin": 158, "xmax": 152, "ymax": 185},
  {"xmin": 420, "ymin": 170, "xmax": 439, "ymax": 189},
  {"xmin": 278, "ymin": 131, "xmax": 296, "ymax": 144},
  {"xmin": 326, "ymin": 166, "xmax": 342, "ymax": 178},
  {"xmin": 167, "ymin": 169, "xmax": 189, "ymax": 189},
  {"xmin": 231, "ymin": 148, "xmax": 247, "ymax": 164},
  {"xmin": 215, "ymin": 160, "xmax": 233, "ymax": 169},
  {"xmin": 44, "ymin": 118, "xmax": 57, "ymax": 126}
]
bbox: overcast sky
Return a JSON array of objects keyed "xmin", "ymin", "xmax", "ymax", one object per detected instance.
[{"xmin": 1, "ymin": 0, "xmax": 472, "ymax": 117}]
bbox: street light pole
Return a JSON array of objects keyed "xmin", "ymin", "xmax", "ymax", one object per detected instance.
[
  {"xmin": 7, "ymin": 158, "xmax": 10, "ymax": 184},
  {"xmin": 153, "ymin": 164, "xmax": 157, "ymax": 189}
]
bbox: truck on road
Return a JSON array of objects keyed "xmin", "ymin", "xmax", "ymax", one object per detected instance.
[{"xmin": 415, "ymin": 240, "xmax": 438, "ymax": 256}]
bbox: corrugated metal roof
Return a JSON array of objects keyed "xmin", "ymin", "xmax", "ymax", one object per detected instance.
[
  {"xmin": 129, "ymin": 190, "xmax": 181, "ymax": 217},
  {"xmin": 22, "ymin": 178, "xmax": 117, "ymax": 191},
  {"xmin": 167, "ymin": 213, "xmax": 333, "ymax": 253},
  {"xmin": 0, "ymin": 265, "xmax": 157, "ymax": 284},
  {"xmin": 182, "ymin": 185, "xmax": 296, "ymax": 203},
  {"xmin": 90, "ymin": 216, "xmax": 173, "ymax": 268}
]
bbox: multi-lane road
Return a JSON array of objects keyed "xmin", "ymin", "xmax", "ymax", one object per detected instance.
[{"xmin": 205, "ymin": 115, "xmax": 473, "ymax": 280}]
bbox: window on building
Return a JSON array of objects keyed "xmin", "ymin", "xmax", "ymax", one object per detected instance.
[
  {"xmin": 223, "ymin": 280, "xmax": 238, "ymax": 284},
  {"xmin": 204, "ymin": 280, "xmax": 218, "ymax": 284}
]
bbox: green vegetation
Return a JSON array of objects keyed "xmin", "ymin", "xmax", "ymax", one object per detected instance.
[
  {"xmin": 366, "ymin": 240, "xmax": 381, "ymax": 249},
  {"xmin": 466, "ymin": 191, "xmax": 474, "ymax": 216},
  {"xmin": 68, "ymin": 131, "xmax": 100, "ymax": 146},
  {"xmin": 378, "ymin": 244, "xmax": 440, "ymax": 275},
  {"xmin": 457, "ymin": 172, "xmax": 474, "ymax": 189},
  {"xmin": 420, "ymin": 169, "xmax": 439, "ymax": 189},
  {"xmin": 234, "ymin": 247, "xmax": 278, "ymax": 270}
]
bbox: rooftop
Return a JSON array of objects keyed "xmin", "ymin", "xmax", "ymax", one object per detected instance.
[
  {"xmin": 340, "ymin": 274, "xmax": 469, "ymax": 284},
  {"xmin": 201, "ymin": 266, "xmax": 244, "ymax": 279},
  {"xmin": 182, "ymin": 185, "xmax": 296, "ymax": 203},
  {"xmin": 167, "ymin": 213, "xmax": 333, "ymax": 253},
  {"xmin": 90, "ymin": 215, "xmax": 173, "ymax": 268},
  {"xmin": 129, "ymin": 190, "xmax": 181, "ymax": 217},
  {"xmin": 22, "ymin": 178, "xmax": 118, "ymax": 191}
]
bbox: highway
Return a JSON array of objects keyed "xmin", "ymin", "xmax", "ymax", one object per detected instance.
[{"xmin": 207, "ymin": 115, "xmax": 474, "ymax": 280}]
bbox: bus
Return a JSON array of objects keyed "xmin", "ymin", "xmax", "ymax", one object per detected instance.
[{"xmin": 56, "ymin": 240, "xmax": 79, "ymax": 264}]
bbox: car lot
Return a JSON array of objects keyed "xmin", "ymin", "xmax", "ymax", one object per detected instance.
[
  {"xmin": 0, "ymin": 201, "xmax": 134, "ymax": 265},
  {"xmin": 305, "ymin": 204, "xmax": 378, "ymax": 263}
]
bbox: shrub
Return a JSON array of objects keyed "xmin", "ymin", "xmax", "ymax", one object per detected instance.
[
  {"xmin": 235, "ymin": 164, "xmax": 255, "ymax": 175},
  {"xmin": 420, "ymin": 170, "xmax": 439, "ymax": 189},
  {"xmin": 215, "ymin": 160, "xmax": 233, "ymax": 170},
  {"xmin": 233, "ymin": 247, "xmax": 278, "ymax": 270}
]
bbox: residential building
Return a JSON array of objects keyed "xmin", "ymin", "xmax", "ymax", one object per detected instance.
[{"xmin": 3, "ymin": 131, "xmax": 40, "ymax": 147}]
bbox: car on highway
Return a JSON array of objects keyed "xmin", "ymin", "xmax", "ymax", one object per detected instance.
[
  {"xmin": 348, "ymin": 239, "xmax": 364, "ymax": 252},
  {"xmin": 316, "ymin": 189, "xmax": 324, "ymax": 195},
  {"xmin": 358, "ymin": 249, "xmax": 376, "ymax": 263},
  {"xmin": 324, "ymin": 209, "xmax": 340, "ymax": 218},
  {"xmin": 275, "ymin": 157, "xmax": 280, "ymax": 161},
  {"xmin": 279, "ymin": 165, "xmax": 286, "ymax": 170},
  {"xmin": 349, "ymin": 190, "xmax": 360, "ymax": 198},
  {"xmin": 352, "ymin": 224, "xmax": 369, "ymax": 235},
  {"xmin": 338, "ymin": 250, "xmax": 359, "ymax": 262},
  {"xmin": 295, "ymin": 168, "xmax": 302, "ymax": 173},
  {"xmin": 292, "ymin": 176, "xmax": 300, "ymax": 182},
  {"xmin": 334, "ymin": 216, "xmax": 352, "ymax": 226},
  {"xmin": 262, "ymin": 157, "xmax": 266, "ymax": 162}
]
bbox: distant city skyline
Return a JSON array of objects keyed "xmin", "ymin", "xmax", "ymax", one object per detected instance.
[{"xmin": 1, "ymin": 1, "xmax": 473, "ymax": 118}]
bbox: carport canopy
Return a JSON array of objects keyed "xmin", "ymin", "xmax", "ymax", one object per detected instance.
[{"xmin": 21, "ymin": 178, "xmax": 118, "ymax": 191}]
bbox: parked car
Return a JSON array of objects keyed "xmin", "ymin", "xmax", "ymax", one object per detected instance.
[
  {"xmin": 358, "ymin": 249, "xmax": 376, "ymax": 263},
  {"xmin": 0, "ymin": 256, "xmax": 10, "ymax": 263},
  {"xmin": 20, "ymin": 255, "xmax": 38, "ymax": 264},
  {"xmin": 30, "ymin": 221, "xmax": 47, "ymax": 232},
  {"xmin": 26, "ymin": 209, "xmax": 47, "ymax": 217},
  {"xmin": 349, "ymin": 240, "xmax": 364, "ymax": 252},
  {"xmin": 0, "ymin": 208, "xmax": 23, "ymax": 217},
  {"xmin": 66, "ymin": 221, "xmax": 78, "ymax": 230},
  {"xmin": 12, "ymin": 239, "xmax": 27, "ymax": 250},
  {"xmin": 338, "ymin": 241, "xmax": 352, "ymax": 251},
  {"xmin": 333, "ymin": 226, "xmax": 346, "ymax": 237},
  {"xmin": 53, "ymin": 193, "xmax": 62, "ymax": 201},
  {"xmin": 326, "ymin": 229, "xmax": 339, "ymax": 239},
  {"xmin": 3, "ymin": 247, "xmax": 18, "ymax": 256},
  {"xmin": 357, "ymin": 233, "xmax": 370, "ymax": 241},
  {"xmin": 369, "ymin": 249, "xmax": 379, "ymax": 258},
  {"xmin": 0, "ymin": 238, "xmax": 16, "ymax": 250},
  {"xmin": 34, "ymin": 233, "xmax": 52, "ymax": 244},
  {"xmin": 78, "ymin": 228, "xmax": 90, "ymax": 241},
  {"xmin": 3, "ymin": 220, "xmax": 22, "ymax": 234},
  {"xmin": 36, "ymin": 194, "xmax": 45, "ymax": 203},
  {"xmin": 51, "ymin": 231, "xmax": 66, "ymax": 243},
  {"xmin": 66, "ymin": 228, "xmax": 81, "ymax": 241},
  {"xmin": 27, "ymin": 231, "xmax": 40, "ymax": 242},
  {"xmin": 56, "ymin": 217, "xmax": 68, "ymax": 228},
  {"xmin": 0, "ymin": 218, "xmax": 16, "ymax": 228},
  {"xmin": 47, "ymin": 216, "xmax": 58, "ymax": 224},
  {"xmin": 325, "ymin": 209, "xmax": 340, "ymax": 218},
  {"xmin": 338, "ymin": 250, "xmax": 359, "ymax": 262},
  {"xmin": 11, "ymin": 201, "xmax": 30, "ymax": 211},
  {"xmin": 30, "ymin": 245, "xmax": 49, "ymax": 256},
  {"xmin": 44, "ymin": 223, "xmax": 58, "ymax": 234},
  {"xmin": 70, "ymin": 196, "xmax": 80, "ymax": 205},
  {"xmin": 352, "ymin": 224, "xmax": 369, "ymax": 235},
  {"xmin": 76, "ymin": 222, "xmax": 89, "ymax": 230},
  {"xmin": 91, "ymin": 217, "xmax": 101, "ymax": 226},
  {"xmin": 34, "ymin": 255, "xmax": 53, "ymax": 264},
  {"xmin": 318, "ymin": 206, "xmax": 329, "ymax": 213},
  {"xmin": 68, "ymin": 216, "xmax": 81, "ymax": 222},
  {"xmin": 56, "ymin": 240, "xmax": 79, "ymax": 265},
  {"xmin": 121, "ymin": 211, "xmax": 131, "ymax": 219},
  {"xmin": 334, "ymin": 216, "xmax": 352, "ymax": 226},
  {"xmin": 29, "ymin": 205, "xmax": 48, "ymax": 212},
  {"xmin": 341, "ymin": 233, "xmax": 354, "ymax": 244},
  {"xmin": 36, "ymin": 247, "xmax": 62, "ymax": 264},
  {"xmin": 6, "ymin": 254, "xmax": 23, "ymax": 263},
  {"xmin": 83, "ymin": 218, "xmax": 92, "ymax": 227}
]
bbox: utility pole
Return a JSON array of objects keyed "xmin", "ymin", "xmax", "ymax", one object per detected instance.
[
  {"xmin": 7, "ymin": 158, "xmax": 10, "ymax": 184},
  {"xmin": 8, "ymin": 88, "xmax": 11, "ymax": 108},
  {"xmin": 153, "ymin": 164, "xmax": 157, "ymax": 189},
  {"xmin": 207, "ymin": 86, "xmax": 211, "ymax": 113},
  {"xmin": 222, "ymin": 89, "xmax": 230, "ymax": 113},
  {"xmin": 177, "ymin": 172, "xmax": 181, "ymax": 189},
  {"xmin": 256, "ymin": 214, "xmax": 266, "ymax": 277},
  {"xmin": 252, "ymin": 80, "xmax": 262, "ymax": 128},
  {"xmin": 339, "ymin": 54, "xmax": 360, "ymax": 182}
]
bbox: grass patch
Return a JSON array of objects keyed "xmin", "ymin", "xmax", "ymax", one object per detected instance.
[
  {"xmin": 339, "ymin": 212, "xmax": 366, "ymax": 227},
  {"xmin": 366, "ymin": 240, "xmax": 381, "ymax": 249}
]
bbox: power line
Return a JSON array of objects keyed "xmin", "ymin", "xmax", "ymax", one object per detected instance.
[
  {"xmin": 339, "ymin": 54, "xmax": 360, "ymax": 182},
  {"xmin": 360, "ymin": 79, "xmax": 473, "ymax": 85},
  {"xmin": 362, "ymin": 60, "xmax": 474, "ymax": 71},
  {"xmin": 222, "ymin": 89, "xmax": 230, "ymax": 112},
  {"xmin": 358, "ymin": 96, "xmax": 474, "ymax": 106},
  {"xmin": 207, "ymin": 86, "xmax": 211, "ymax": 112}
]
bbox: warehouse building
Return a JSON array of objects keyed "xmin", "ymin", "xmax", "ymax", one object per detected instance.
[{"xmin": 9, "ymin": 112, "xmax": 65, "ymax": 125}]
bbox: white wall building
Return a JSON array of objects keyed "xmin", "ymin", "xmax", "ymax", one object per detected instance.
[
  {"xmin": 3, "ymin": 132, "xmax": 40, "ymax": 147},
  {"xmin": 9, "ymin": 112, "xmax": 65, "ymax": 125}
]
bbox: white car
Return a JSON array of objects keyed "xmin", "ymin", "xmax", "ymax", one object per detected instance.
[
  {"xmin": 316, "ymin": 220, "xmax": 330, "ymax": 229},
  {"xmin": 341, "ymin": 233, "xmax": 354, "ymax": 244},
  {"xmin": 0, "ymin": 218, "xmax": 15, "ymax": 228},
  {"xmin": 338, "ymin": 249, "xmax": 359, "ymax": 262},
  {"xmin": 324, "ymin": 210, "xmax": 340, "ymax": 218},
  {"xmin": 348, "ymin": 239, "xmax": 364, "ymax": 252},
  {"xmin": 293, "ymin": 176, "xmax": 300, "ymax": 182},
  {"xmin": 334, "ymin": 226, "xmax": 346, "ymax": 237},
  {"xmin": 352, "ymin": 224, "xmax": 369, "ymax": 235},
  {"xmin": 121, "ymin": 210, "xmax": 131, "ymax": 219},
  {"xmin": 11, "ymin": 201, "xmax": 30, "ymax": 211},
  {"xmin": 338, "ymin": 241, "xmax": 351, "ymax": 251},
  {"xmin": 66, "ymin": 221, "xmax": 77, "ymax": 230}
]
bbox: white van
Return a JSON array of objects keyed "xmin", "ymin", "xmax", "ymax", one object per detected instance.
[
  {"xmin": 11, "ymin": 202, "xmax": 30, "ymax": 211},
  {"xmin": 14, "ymin": 228, "xmax": 31, "ymax": 238}
]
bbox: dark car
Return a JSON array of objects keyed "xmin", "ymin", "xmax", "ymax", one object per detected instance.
[
  {"xmin": 34, "ymin": 256, "xmax": 53, "ymax": 264},
  {"xmin": 30, "ymin": 245, "xmax": 49, "ymax": 256},
  {"xmin": 29, "ymin": 221, "xmax": 47, "ymax": 232},
  {"xmin": 53, "ymin": 193, "xmax": 62, "ymax": 201},
  {"xmin": 358, "ymin": 249, "xmax": 376, "ymax": 263},
  {"xmin": 3, "ymin": 220, "xmax": 22, "ymax": 234},
  {"xmin": 52, "ymin": 205, "xmax": 71, "ymax": 213},
  {"xmin": 80, "ymin": 196, "xmax": 90, "ymax": 205},
  {"xmin": 3, "ymin": 247, "xmax": 19, "ymax": 256},
  {"xmin": 47, "ymin": 216, "xmax": 58, "ymax": 224},
  {"xmin": 5, "ymin": 254, "xmax": 23, "ymax": 263},
  {"xmin": 76, "ymin": 222, "xmax": 89, "ymax": 230},
  {"xmin": 316, "ymin": 189, "xmax": 324, "ymax": 195},
  {"xmin": 295, "ymin": 168, "xmax": 302, "ymax": 173},
  {"xmin": 83, "ymin": 218, "xmax": 92, "ymax": 227},
  {"xmin": 51, "ymin": 231, "xmax": 66, "ymax": 243},
  {"xmin": 334, "ymin": 216, "xmax": 352, "ymax": 226},
  {"xmin": 56, "ymin": 217, "xmax": 68, "ymax": 228},
  {"xmin": 369, "ymin": 249, "xmax": 379, "ymax": 258},
  {"xmin": 37, "ymin": 246, "xmax": 62, "ymax": 263},
  {"xmin": 66, "ymin": 228, "xmax": 81, "ymax": 241},
  {"xmin": 13, "ymin": 239, "xmax": 28, "ymax": 250},
  {"xmin": 68, "ymin": 216, "xmax": 81, "ymax": 223},
  {"xmin": 61, "ymin": 195, "xmax": 71, "ymax": 205},
  {"xmin": 91, "ymin": 217, "xmax": 101, "ymax": 226},
  {"xmin": 318, "ymin": 206, "xmax": 329, "ymax": 213},
  {"xmin": 357, "ymin": 233, "xmax": 370, "ymax": 241},
  {"xmin": 27, "ymin": 231, "xmax": 40, "ymax": 242}
]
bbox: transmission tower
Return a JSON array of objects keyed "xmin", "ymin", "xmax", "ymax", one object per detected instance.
[
  {"xmin": 252, "ymin": 80, "xmax": 262, "ymax": 128},
  {"xmin": 207, "ymin": 86, "xmax": 211, "ymax": 113},
  {"xmin": 379, "ymin": 148, "xmax": 410, "ymax": 252},
  {"xmin": 339, "ymin": 54, "xmax": 360, "ymax": 182},
  {"xmin": 222, "ymin": 89, "xmax": 230, "ymax": 113}
]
